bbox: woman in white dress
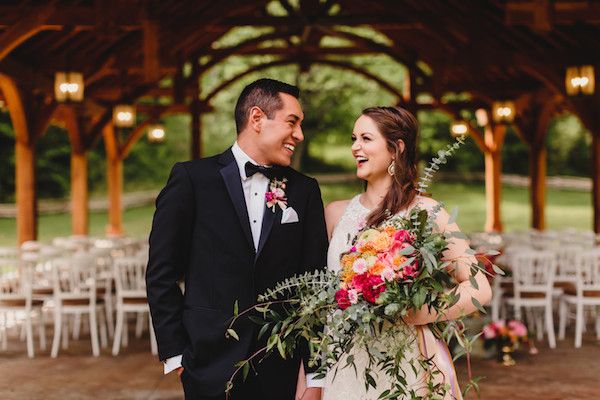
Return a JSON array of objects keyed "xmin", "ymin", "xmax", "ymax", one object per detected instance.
[{"xmin": 296, "ymin": 106, "xmax": 492, "ymax": 400}]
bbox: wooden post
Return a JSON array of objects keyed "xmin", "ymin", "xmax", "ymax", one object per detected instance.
[
  {"xmin": 15, "ymin": 139, "xmax": 37, "ymax": 243},
  {"xmin": 70, "ymin": 150, "xmax": 88, "ymax": 235},
  {"xmin": 103, "ymin": 123, "xmax": 123, "ymax": 236},
  {"xmin": 0, "ymin": 74, "xmax": 37, "ymax": 244},
  {"xmin": 60, "ymin": 105, "xmax": 89, "ymax": 235},
  {"xmin": 484, "ymin": 124, "xmax": 505, "ymax": 232},
  {"xmin": 529, "ymin": 143, "xmax": 547, "ymax": 230}
]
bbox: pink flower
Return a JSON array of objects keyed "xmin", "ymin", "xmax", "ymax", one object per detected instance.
[
  {"xmin": 483, "ymin": 324, "xmax": 497, "ymax": 339},
  {"xmin": 335, "ymin": 289, "xmax": 351, "ymax": 310},
  {"xmin": 350, "ymin": 246, "xmax": 357, "ymax": 253},
  {"xmin": 362, "ymin": 274, "xmax": 386, "ymax": 303},
  {"xmin": 348, "ymin": 289, "xmax": 359, "ymax": 305},
  {"xmin": 508, "ymin": 320, "xmax": 527, "ymax": 337},
  {"xmin": 352, "ymin": 258, "xmax": 368, "ymax": 274},
  {"xmin": 394, "ymin": 229, "xmax": 412, "ymax": 243},
  {"xmin": 402, "ymin": 262, "xmax": 419, "ymax": 279}
]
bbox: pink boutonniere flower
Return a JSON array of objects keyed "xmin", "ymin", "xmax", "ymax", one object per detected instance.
[{"xmin": 266, "ymin": 178, "xmax": 288, "ymax": 212}]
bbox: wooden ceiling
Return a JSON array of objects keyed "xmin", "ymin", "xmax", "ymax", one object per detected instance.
[{"xmin": 0, "ymin": 0, "xmax": 599, "ymax": 139}]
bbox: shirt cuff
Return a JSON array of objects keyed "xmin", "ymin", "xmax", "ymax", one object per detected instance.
[
  {"xmin": 163, "ymin": 355, "xmax": 183, "ymax": 374},
  {"xmin": 306, "ymin": 373, "xmax": 325, "ymax": 388}
]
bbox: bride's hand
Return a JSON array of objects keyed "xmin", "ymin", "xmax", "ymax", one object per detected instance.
[{"xmin": 403, "ymin": 306, "xmax": 438, "ymax": 326}]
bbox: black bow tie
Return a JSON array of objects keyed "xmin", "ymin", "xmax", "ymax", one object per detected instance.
[{"xmin": 244, "ymin": 161, "xmax": 277, "ymax": 179}]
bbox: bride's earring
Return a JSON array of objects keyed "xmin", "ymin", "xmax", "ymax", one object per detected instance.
[{"xmin": 387, "ymin": 161, "xmax": 395, "ymax": 176}]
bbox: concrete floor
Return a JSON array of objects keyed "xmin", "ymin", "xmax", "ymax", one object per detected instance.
[{"xmin": 1, "ymin": 326, "xmax": 598, "ymax": 400}]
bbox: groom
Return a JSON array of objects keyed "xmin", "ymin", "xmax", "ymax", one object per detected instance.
[{"xmin": 146, "ymin": 78, "xmax": 328, "ymax": 400}]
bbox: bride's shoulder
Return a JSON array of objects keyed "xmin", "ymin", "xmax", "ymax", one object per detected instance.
[
  {"xmin": 325, "ymin": 199, "xmax": 351, "ymax": 221},
  {"xmin": 411, "ymin": 194, "xmax": 440, "ymax": 211},
  {"xmin": 324, "ymin": 199, "xmax": 352, "ymax": 234}
]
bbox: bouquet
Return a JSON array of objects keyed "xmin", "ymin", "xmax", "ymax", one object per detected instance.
[{"xmin": 225, "ymin": 137, "xmax": 501, "ymax": 399}]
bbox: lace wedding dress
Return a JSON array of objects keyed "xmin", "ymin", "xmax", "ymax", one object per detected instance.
[{"xmin": 322, "ymin": 195, "xmax": 462, "ymax": 400}]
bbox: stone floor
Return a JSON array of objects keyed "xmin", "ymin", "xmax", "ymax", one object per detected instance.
[{"xmin": 0, "ymin": 326, "xmax": 598, "ymax": 400}]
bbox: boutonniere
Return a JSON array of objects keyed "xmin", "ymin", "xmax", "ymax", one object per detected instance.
[{"xmin": 265, "ymin": 177, "xmax": 288, "ymax": 212}]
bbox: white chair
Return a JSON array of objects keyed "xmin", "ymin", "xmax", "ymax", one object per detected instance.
[
  {"xmin": 0, "ymin": 262, "xmax": 46, "ymax": 357},
  {"xmin": 504, "ymin": 250, "xmax": 557, "ymax": 348},
  {"xmin": 112, "ymin": 257, "xmax": 157, "ymax": 356},
  {"xmin": 50, "ymin": 255, "xmax": 108, "ymax": 357},
  {"xmin": 554, "ymin": 245, "xmax": 582, "ymax": 287},
  {"xmin": 559, "ymin": 248, "xmax": 600, "ymax": 348},
  {"xmin": 89, "ymin": 247, "xmax": 116, "ymax": 338}
]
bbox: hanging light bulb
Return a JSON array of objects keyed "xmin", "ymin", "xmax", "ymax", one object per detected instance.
[
  {"xmin": 450, "ymin": 121, "xmax": 468, "ymax": 137},
  {"xmin": 147, "ymin": 124, "xmax": 166, "ymax": 143},
  {"xmin": 54, "ymin": 72, "xmax": 84, "ymax": 102},
  {"xmin": 113, "ymin": 105, "xmax": 136, "ymax": 128}
]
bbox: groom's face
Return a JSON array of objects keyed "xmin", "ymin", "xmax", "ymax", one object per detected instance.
[{"xmin": 257, "ymin": 93, "xmax": 304, "ymax": 167}]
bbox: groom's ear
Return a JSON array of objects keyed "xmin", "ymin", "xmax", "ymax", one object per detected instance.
[{"xmin": 248, "ymin": 106, "xmax": 264, "ymax": 133}]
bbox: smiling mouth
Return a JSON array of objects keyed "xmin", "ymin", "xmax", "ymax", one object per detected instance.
[
  {"xmin": 355, "ymin": 156, "xmax": 368, "ymax": 166},
  {"xmin": 284, "ymin": 144, "xmax": 295, "ymax": 153}
]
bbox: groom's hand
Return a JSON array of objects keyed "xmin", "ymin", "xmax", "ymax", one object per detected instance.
[{"xmin": 300, "ymin": 387, "xmax": 322, "ymax": 400}]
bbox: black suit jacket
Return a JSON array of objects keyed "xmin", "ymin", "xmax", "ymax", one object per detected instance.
[{"xmin": 146, "ymin": 148, "xmax": 328, "ymax": 397}]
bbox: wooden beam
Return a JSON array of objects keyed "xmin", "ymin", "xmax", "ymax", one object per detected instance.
[
  {"xmin": 0, "ymin": 3, "xmax": 56, "ymax": 62},
  {"xmin": 142, "ymin": 17, "xmax": 160, "ymax": 82}
]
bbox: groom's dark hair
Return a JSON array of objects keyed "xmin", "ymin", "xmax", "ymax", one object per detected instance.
[{"xmin": 234, "ymin": 78, "xmax": 300, "ymax": 134}]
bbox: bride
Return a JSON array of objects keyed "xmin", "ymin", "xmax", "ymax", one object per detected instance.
[{"xmin": 296, "ymin": 106, "xmax": 492, "ymax": 400}]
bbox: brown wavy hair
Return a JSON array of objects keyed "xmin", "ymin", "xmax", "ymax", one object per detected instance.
[{"xmin": 362, "ymin": 106, "xmax": 419, "ymax": 227}]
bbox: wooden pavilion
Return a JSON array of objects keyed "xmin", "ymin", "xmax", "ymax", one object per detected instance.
[{"xmin": 0, "ymin": 0, "xmax": 599, "ymax": 245}]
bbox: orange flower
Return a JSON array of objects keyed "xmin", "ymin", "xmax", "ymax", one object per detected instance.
[
  {"xmin": 372, "ymin": 234, "xmax": 392, "ymax": 252},
  {"xmin": 341, "ymin": 253, "xmax": 358, "ymax": 269},
  {"xmin": 341, "ymin": 267, "xmax": 356, "ymax": 285},
  {"xmin": 358, "ymin": 242, "xmax": 376, "ymax": 254},
  {"xmin": 368, "ymin": 261, "xmax": 386, "ymax": 275}
]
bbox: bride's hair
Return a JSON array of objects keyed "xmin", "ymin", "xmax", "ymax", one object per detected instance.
[{"xmin": 362, "ymin": 106, "xmax": 419, "ymax": 227}]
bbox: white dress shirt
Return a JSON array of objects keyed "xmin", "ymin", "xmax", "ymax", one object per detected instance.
[{"xmin": 163, "ymin": 143, "xmax": 322, "ymax": 388}]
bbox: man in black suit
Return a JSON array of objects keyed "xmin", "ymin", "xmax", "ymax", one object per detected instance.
[{"xmin": 146, "ymin": 78, "xmax": 328, "ymax": 400}]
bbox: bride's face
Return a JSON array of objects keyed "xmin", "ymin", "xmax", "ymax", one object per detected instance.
[{"xmin": 351, "ymin": 115, "xmax": 393, "ymax": 182}]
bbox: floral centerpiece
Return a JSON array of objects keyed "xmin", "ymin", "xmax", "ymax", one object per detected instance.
[
  {"xmin": 482, "ymin": 320, "xmax": 529, "ymax": 365},
  {"xmin": 225, "ymin": 137, "xmax": 502, "ymax": 399}
]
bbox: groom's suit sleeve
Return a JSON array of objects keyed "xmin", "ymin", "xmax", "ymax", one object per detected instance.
[
  {"xmin": 146, "ymin": 162, "xmax": 194, "ymax": 361},
  {"xmin": 300, "ymin": 178, "xmax": 329, "ymax": 377}
]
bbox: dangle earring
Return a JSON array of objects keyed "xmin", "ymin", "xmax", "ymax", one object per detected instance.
[{"xmin": 387, "ymin": 160, "xmax": 396, "ymax": 176}]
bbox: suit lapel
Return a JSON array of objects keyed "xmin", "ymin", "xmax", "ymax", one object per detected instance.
[
  {"xmin": 219, "ymin": 149, "xmax": 254, "ymax": 253},
  {"xmin": 256, "ymin": 204, "xmax": 277, "ymax": 260}
]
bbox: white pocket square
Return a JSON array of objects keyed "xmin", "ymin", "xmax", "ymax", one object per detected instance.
[{"xmin": 281, "ymin": 207, "xmax": 299, "ymax": 224}]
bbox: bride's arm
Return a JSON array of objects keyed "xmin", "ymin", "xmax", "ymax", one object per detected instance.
[{"xmin": 403, "ymin": 198, "xmax": 492, "ymax": 325}]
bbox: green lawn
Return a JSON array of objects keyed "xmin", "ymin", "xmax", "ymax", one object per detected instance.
[{"xmin": 0, "ymin": 181, "xmax": 593, "ymax": 247}]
